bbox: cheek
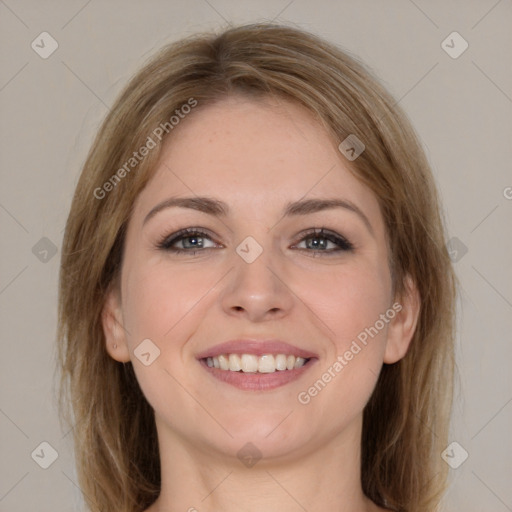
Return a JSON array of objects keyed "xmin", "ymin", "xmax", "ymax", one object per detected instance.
[
  {"xmin": 120, "ymin": 258, "xmax": 222, "ymax": 403},
  {"xmin": 120, "ymin": 261, "xmax": 218, "ymax": 430},
  {"xmin": 122, "ymin": 258, "xmax": 214, "ymax": 343},
  {"xmin": 298, "ymin": 258, "xmax": 392, "ymax": 350},
  {"xmin": 293, "ymin": 260, "xmax": 391, "ymax": 409}
]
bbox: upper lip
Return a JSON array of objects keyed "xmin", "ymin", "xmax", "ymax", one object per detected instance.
[{"xmin": 196, "ymin": 339, "xmax": 318, "ymax": 360}]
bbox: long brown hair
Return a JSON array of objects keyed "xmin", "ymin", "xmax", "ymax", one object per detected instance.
[{"xmin": 56, "ymin": 23, "xmax": 456, "ymax": 512}]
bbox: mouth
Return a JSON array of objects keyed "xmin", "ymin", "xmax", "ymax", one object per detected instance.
[
  {"xmin": 203, "ymin": 353, "xmax": 310, "ymax": 372},
  {"xmin": 196, "ymin": 339, "xmax": 318, "ymax": 391}
]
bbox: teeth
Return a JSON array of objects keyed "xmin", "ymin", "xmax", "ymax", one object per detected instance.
[
  {"xmin": 294, "ymin": 357, "xmax": 306, "ymax": 369},
  {"xmin": 229, "ymin": 354, "xmax": 241, "ymax": 371},
  {"xmin": 205, "ymin": 353, "xmax": 309, "ymax": 373},
  {"xmin": 241, "ymin": 354, "xmax": 258, "ymax": 372},
  {"xmin": 258, "ymin": 354, "xmax": 275, "ymax": 373},
  {"xmin": 275, "ymin": 354, "xmax": 287, "ymax": 371},
  {"xmin": 218, "ymin": 354, "xmax": 229, "ymax": 370}
]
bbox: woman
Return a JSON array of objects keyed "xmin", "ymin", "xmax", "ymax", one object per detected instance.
[{"xmin": 57, "ymin": 23, "xmax": 456, "ymax": 512}]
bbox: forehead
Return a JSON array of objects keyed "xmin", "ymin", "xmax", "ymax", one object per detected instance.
[{"xmin": 133, "ymin": 95, "xmax": 382, "ymax": 227}]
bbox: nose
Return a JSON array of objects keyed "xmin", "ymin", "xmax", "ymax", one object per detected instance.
[{"xmin": 220, "ymin": 244, "xmax": 295, "ymax": 323}]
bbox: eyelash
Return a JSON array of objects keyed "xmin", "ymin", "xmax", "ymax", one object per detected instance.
[{"xmin": 156, "ymin": 227, "xmax": 354, "ymax": 256}]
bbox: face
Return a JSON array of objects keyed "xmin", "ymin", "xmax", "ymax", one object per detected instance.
[{"xmin": 103, "ymin": 95, "xmax": 419, "ymax": 462}]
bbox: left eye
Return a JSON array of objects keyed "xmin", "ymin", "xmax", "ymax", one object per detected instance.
[{"xmin": 293, "ymin": 228, "xmax": 353, "ymax": 252}]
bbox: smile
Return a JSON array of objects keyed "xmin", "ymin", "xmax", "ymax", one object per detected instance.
[
  {"xmin": 199, "ymin": 355, "xmax": 316, "ymax": 391},
  {"xmin": 204, "ymin": 353, "xmax": 309, "ymax": 373},
  {"xmin": 197, "ymin": 339, "xmax": 318, "ymax": 390}
]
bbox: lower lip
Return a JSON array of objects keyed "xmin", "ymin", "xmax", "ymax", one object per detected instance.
[{"xmin": 199, "ymin": 358, "xmax": 317, "ymax": 391}]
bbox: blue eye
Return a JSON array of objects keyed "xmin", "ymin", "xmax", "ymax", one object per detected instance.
[
  {"xmin": 157, "ymin": 227, "xmax": 354, "ymax": 255},
  {"xmin": 294, "ymin": 228, "xmax": 354, "ymax": 254},
  {"xmin": 156, "ymin": 228, "xmax": 217, "ymax": 254}
]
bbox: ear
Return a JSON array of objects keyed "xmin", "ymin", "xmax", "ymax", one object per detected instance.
[
  {"xmin": 102, "ymin": 283, "xmax": 131, "ymax": 363},
  {"xmin": 384, "ymin": 274, "xmax": 421, "ymax": 364}
]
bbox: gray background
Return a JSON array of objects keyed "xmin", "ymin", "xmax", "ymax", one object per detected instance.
[{"xmin": 1, "ymin": 0, "xmax": 511, "ymax": 510}]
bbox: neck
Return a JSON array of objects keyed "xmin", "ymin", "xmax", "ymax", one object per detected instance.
[{"xmin": 147, "ymin": 414, "xmax": 379, "ymax": 512}]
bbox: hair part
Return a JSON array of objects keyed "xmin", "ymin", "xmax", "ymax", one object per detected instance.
[{"xmin": 56, "ymin": 22, "xmax": 456, "ymax": 512}]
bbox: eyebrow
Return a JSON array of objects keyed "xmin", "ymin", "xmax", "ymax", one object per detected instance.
[{"xmin": 143, "ymin": 196, "xmax": 374, "ymax": 236}]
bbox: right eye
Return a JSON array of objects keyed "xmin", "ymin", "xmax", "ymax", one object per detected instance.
[{"xmin": 156, "ymin": 228, "xmax": 220, "ymax": 255}]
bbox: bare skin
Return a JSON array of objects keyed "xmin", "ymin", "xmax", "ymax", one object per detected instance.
[{"xmin": 103, "ymin": 95, "xmax": 419, "ymax": 512}]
